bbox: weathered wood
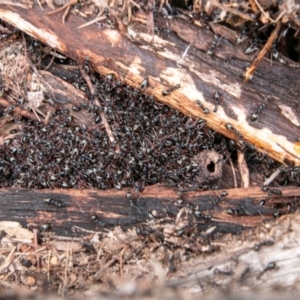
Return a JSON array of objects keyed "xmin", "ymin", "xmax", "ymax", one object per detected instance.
[
  {"xmin": 169, "ymin": 211, "xmax": 300, "ymax": 294},
  {"xmin": 0, "ymin": 186, "xmax": 299, "ymax": 237},
  {"xmin": 0, "ymin": 4, "xmax": 299, "ymax": 166}
]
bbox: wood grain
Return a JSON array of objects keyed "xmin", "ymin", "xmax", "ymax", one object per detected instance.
[
  {"xmin": 0, "ymin": 185, "xmax": 299, "ymax": 237},
  {"xmin": 0, "ymin": 5, "xmax": 299, "ymax": 166}
]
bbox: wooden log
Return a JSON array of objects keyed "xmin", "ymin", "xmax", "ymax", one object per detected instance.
[
  {"xmin": 0, "ymin": 185, "xmax": 299, "ymax": 237},
  {"xmin": 169, "ymin": 211, "xmax": 300, "ymax": 294},
  {"xmin": 0, "ymin": 4, "xmax": 299, "ymax": 166}
]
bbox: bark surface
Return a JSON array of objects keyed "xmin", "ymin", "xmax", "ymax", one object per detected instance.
[{"xmin": 0, "ymin": 4, "xmax": 299, "ymax": 165}]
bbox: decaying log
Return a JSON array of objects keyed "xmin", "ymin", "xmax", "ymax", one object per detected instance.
[
  {"xmin": 0, "ymin": 5, "xmax": 300, "ymax": 166},
  {"xmin": 169, "ymin": 211, "xmax": 300, "ymax": 294},
  {"xmin": 0, "ymin": 185, "xmax": 299, "ymax": 237},
  {"xmin": 1, "ymin": 187, "xmax": 300, "ymax": 296}
]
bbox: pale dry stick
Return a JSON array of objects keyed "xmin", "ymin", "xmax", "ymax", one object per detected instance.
[
  {"xmin": 116, "ymin": 17, "xmax": 126, "ymax": 33},
  {"xmin": 62, "ymin": 4, "xmax": 70, "ymax": 24},
  {"xmin": 0, "ymin": 98, "xmax": 43, "ymax": 123},
  {"xmin": 58, "ymin": 244, "xmax": 70, "ymax": 297},
  {"xmin": 131, "ymin": 15, "xmax": 147, "ymax": 24},
  {"xmin": 47, "ymin": 250, "xmax": 51, "ymax": 282},
  {"xmin": 209, "ymin": 0, "xmax": 253, "ymax": 22},
  {"xmin": 129, "ymin": 0, "xmax": 141, "ymax": 9},
  {"xmin": 36, "ymin": 0, "xmax": 44, "ymax": 11},
  {"xmin": 119, "ymin": 246, "xmax": 128, "ymax": 276},
  {"xmin": 237, "ymin": 149, "xmax": 249, "ymax": 187},
  {"xmin": 44, "ymin": 106, "xmax": 55, "ymax": 125},
  {"xmin": 249, "ymin": 0, "xmax": 259, "ymax": 13},
  {"xmin": 228, "ymin": 157, "xmax": 238, "ymax": 188},
  {"xmin": 96, "ymin": 242, "xmax": 104, "ymax": 261},
  {"xmin": 193, "ymin": 0, "xmax": 202, "ymax": 11},
  {"xmin": 0, "ymin": 246, "xmax": 16, "ymax": 274},
  {"xmin": 64, "ymin": 245, "xmax": 69, "ymax": 284},
  {"xmin": 263, "ymin": 166, "xmax": 282, "ymax": 186},
  {"xmin": 244, "ymin": 21, "xmax": 281, "ymax": 82},
  {"xmin": 34, "ymin": 246, "xmax": 48, "ymax": 254},
  {"xmin": 159, "ymin": 0, "xmax": 169, "ymax": 11},
  {"xmin": 127, "ymin": 0, "xmax": 132, "ymax": 23},
  {"xmin": 43, "ymin": 49, "xmax": 56, "ymax": 71},
  {"xmin": 93, "ymin": 257, "xmax": 118, "ymax": 279},
  {"xmin": 78, "ymin": 15, "xmax": 107, "ymax": 29},
  {"xmin": 78, "ymin": 64, "xmax": 95, "ymax": 95},
  {"xmin": 31, "ymin": 107, "xmax": 42, "ymax": 122},
  {"xmin": 78, "ymin": 65, "xmax": 120, "ymax": 153},
  {"xmin": 0, "ymin": 115, "xmax": 13, "ymax": 128},
  {"xmin": 52, "ymin": 234, "xmax": 91, "ymax": 241},
  {"xmin": 95, "ymin": 247, "xmax": 128, "ymax": 279},
  {"xmin": 72, "ymin": 225, "xmax": 98, "ymax": 233},
  {"xmin": 3, "ymin": 269, "xmax": 16, "ymax": 281},
  {"xmin": 0, "ymin": 279, "xmax": 12, "ymax": 288},
  {"xmin": 253, "ymin": 0, "xmax": 286, "ymax": 24},
  {"xmin": 46, "ymin": 0, "xmax": 78, "ymax": 18},
  {"xmin": 177, "ymin": 43, "xmax": 192, "ymax": 67},
  {"xmin": 25, "ymin": 50, "xmax": 58, "ymax": 105},
  {"xmin": 33, "ymin": 229, "xmax": 38, "ymax": 251}
]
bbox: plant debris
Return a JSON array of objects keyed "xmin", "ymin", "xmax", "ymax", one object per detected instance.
[{"xmin": 0, "ymin": 0, "xmax": 300, "ymax": 298}]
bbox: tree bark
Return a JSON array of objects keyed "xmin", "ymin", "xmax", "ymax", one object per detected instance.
[
  {"xmin": 0, "ymin": 185, "xmax": 299, "ymax": 237},
  {"xmin": 0, "ymin": 4, "xmax": 299, "ymax": 166}
]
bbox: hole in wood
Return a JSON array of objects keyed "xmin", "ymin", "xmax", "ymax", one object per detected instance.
[{"xmin": 207, "ymin": 161, "xmax": 215, "ymax": 173}]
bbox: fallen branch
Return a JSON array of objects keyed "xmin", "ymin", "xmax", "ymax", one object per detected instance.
[
  {"xmin": 0, "ymin": 185, "xmax": 299, "ymax": 237},
  {"xmin": 0, "ymin": 5, "xmax": 299, "ymax": 167}
]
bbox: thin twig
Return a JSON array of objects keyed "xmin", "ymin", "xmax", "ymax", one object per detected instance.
[
  {"xmin": 244, "ymin": 21, "xmax": 281, "ymax": 82},
  {"xmin": 209, "ymin": 0, "xmax": 253, "ymax": 21},
  {"xmin": 263, "ymin": 166, "xmax": 282, "ymax": 186},
  {"xmin": 78, "ymin": 65, "xmax": 119, "ymax": 153},
  {"xmin": 253, "ymin": 0, "xmax": 285, "ymax": 24},
  {"xmin": 228, "ymin": 157, "xmax": 237, "ymax": 188},
  {"xmin": 71, "ymin": 225, "xmax": 99, "ymax": 234},
  {"xmin": 78, "ymin": 15, "xmax": 106, "ymax": 29},
  {"xmin": 129, "ymin": 0, "xmax": 141, "ymax": 9},
  {"xmin": 0, "ymin": 246, "xmax": 16, "ymax": 274},
  {"xmin": 33, "ymin": 229, "xmax": 38, "ymax": 251},
  {"xmin": 177, "ymin": 43, "xmax": 192, "ymax": 67},
  {"xmin": 93, "ymin": 257, "xmax": 118, "ymax": 279},
  {"xmin": 119, "ymin": 246, "xmax": 127, "ymax": 276},
  {"xmin": 46, "ymin": 0, "xmax": 78, "ymax": 18},
  {"xmin": 47, "ymin": 250, "xmax": 51, "ymax": 283},
  {"xmin": 237, "ymin": 149, "xmax": 249, "ymax": 188},
  {"xmin": 43, "ymin": 49, "xmax": 56, "ymax": 71},
  {"xmin": 0, "ymin": 98, "xmax": 44, "ymax": 123},
  {"xmin": 36, "ymin": 0, "xmax": 44, "ymax": 10},
  {"xmin": 62, "ymin": 4, "xmax": 71, "ymax": 24},
  {"xmin": 22, "ymin": 33, "xmax": 57, "ymax": 105}
]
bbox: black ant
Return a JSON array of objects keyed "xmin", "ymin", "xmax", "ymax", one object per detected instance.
[
  {"xmin": 196, "ymin": 100, "xmax": 210, "ymax": 114},
  {"xmin": 162, "ymin": 84, "xmax": 180, "ymax": 96}
]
